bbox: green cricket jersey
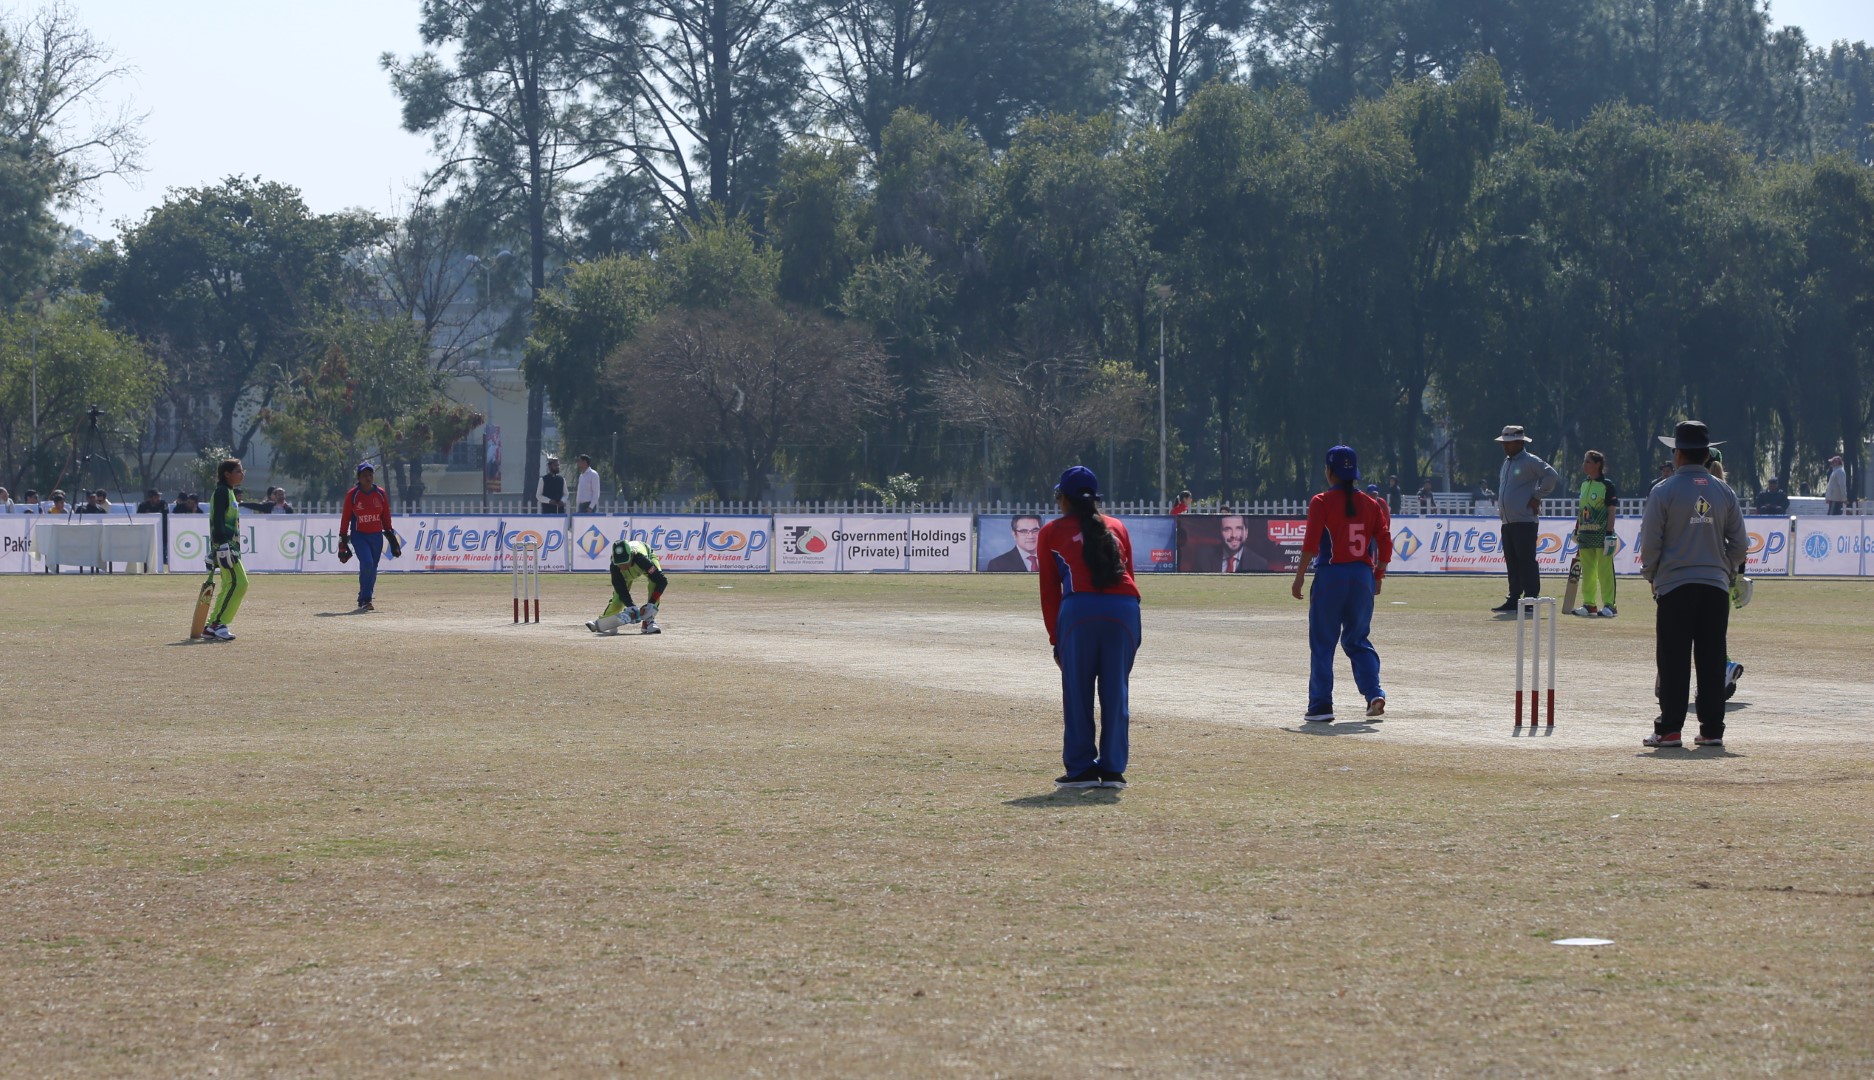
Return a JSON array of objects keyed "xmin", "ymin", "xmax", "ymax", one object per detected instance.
[{"xmin": 1576, "ymin": 478, "xmax": 1616, "ymax": 544}]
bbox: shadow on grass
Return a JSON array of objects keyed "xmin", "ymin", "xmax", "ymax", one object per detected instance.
[
  {"xmin": 163, "ymin": 637, "xmax": 213, "ymax": 646},
  {"xmin": 1005, "ymin": 789, "xmax": 1123, "ymax": 807},
  {"xmin": 1636, "ymin": 747, "xmax": 1745, "ymax": 759},
  {"xmin": 1511, "ymin": 725, "xmax": 1556, "ymax": 737},
  {"xmin": 1284, "ymin": 723, "xmax": 1378, "ymax": 736},
  {"xmin": 314, "ymin": 609, "xmax": 370, "ymax": 618}
]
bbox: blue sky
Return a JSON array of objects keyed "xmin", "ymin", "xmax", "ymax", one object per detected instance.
[{"xmin": 54, "ymin": 0, "xmax": 1874, "ymax": 238}]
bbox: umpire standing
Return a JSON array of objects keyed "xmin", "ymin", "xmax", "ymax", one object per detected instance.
[
  {"xmin": 1640, "ymin": 421, "xmax": 1748, "ymax": 749},
  {"xmin": 1491, "ymin": 425, "xmax": 1559, "ymax": 613}
]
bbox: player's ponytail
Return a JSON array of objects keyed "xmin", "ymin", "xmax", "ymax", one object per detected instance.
[{"xmin": 1068, "ymin": 493, "xmax": 1124, "ymax": 589}]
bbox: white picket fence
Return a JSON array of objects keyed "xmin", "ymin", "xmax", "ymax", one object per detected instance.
[{"xmin": 286, "ymin": 495, "xmax": 1659, "ymax": 518}]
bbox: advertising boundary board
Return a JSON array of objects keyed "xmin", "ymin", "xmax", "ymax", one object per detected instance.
[
  {"xmin": 1792, "ymin": 517, "xmax": 1869, "ymax": 576},
  {"xmin": 773, "ymin": 514, "xmax": 972, "ymax": 572},
  {"xmin": 568, "ymin": 515, "xmax": 772, "ymax": 572},
  {"xmin": 0, "ymin": 512, "xmax": 1854, "ymax": 576},
  {"xmin": 976, "ymin": 514, "xmax": 1175, "ymax": 575},
  {"xmin": 1383, "ymin": 516, "xmax": 1793, "ymax": 576}
]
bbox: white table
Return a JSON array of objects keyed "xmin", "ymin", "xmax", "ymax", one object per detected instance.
[{"xmin": 31, "ymin": 521, "xmax": 160, "ymax": 573}]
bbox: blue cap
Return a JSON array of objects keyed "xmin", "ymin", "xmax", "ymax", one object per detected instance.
[
  {"xmin": 1326, "ymin": 445, "xmax": 1359, "ymax": 482},
  {"xmin": 1365, "ymin": 483, "xmax": 1380, "ymax": 495},
  {"xmin": 356, "ymin": 461, "xmax": 375, "ymax": 474},
  {"xmin": 1054, "ymin": 465, "xmax": 1101, "ymax": 499}
]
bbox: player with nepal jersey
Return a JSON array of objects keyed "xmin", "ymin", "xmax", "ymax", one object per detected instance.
[
  {"xmin": 1037, "ymin": 466, "xmax": 1141, "ymax": 791},
  {"xmin": 338, "ymin": 461, "xmax": 399, "ymax": 611},
  {"xmin": 1290, "ymin": 445, "xmax": 1393, "ymax": 723}
]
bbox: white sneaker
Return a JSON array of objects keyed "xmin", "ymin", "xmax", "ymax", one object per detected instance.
[
  {"xmin": 640, "ymin": 620, "xmax": 661, "ymax": 635},
  {"xmin": 584, "ymin": 620, "xmax": 599, "ymax": 633},
  {"xmin": 1571, "ymin": 606, "xmax": 1592, "ymax": 617},
  {"xmin": 209, "ymin": 624, "xmax": 235, "ymax": 641},
  {"xmin": 1599, "ymin": 607, "xmax": 1617, "ymax": 618}
]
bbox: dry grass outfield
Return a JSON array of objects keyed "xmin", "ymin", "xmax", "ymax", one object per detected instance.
[{"xmin": 2, "ymin": 571, "xmax": 1870, "ymax": 1077}]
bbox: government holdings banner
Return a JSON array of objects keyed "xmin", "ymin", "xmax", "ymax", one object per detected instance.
[
  {"xmin": 773, "ymin": 514, "xmax": 972, "ymax": 572},
  {"xmin": 977, "ymin": 514, "xmax": 1175, "ymax": 575},
  {"xmin": 1174, "ymin": 513, "xmax": 1305, "ymax": 573},
  {"xmin": 568, "ymin": 515, "xmax": 771, "ymax": 572}
]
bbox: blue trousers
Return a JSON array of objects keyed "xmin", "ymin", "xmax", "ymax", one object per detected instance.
[
  {"xmin": 1308, "ymin": 561, "xmax": 1383, "ymax": 710},
  {"xmin": 1057, "ymin": 593, "xmax": 1141, "ymax": 775},
  {"xmin": 351, "ymin": 531, "xmax": 384, "ymax": 604}
]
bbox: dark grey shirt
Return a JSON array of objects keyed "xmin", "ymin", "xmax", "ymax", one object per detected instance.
[{"xmin": 1640, "ymin": 464, "xmax": 1748, "ymax": 597}]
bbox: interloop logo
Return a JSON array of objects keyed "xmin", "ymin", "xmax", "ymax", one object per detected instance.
[{"xmin": 578, "ymin": 525, "xmax": 608, "ymax": 560}]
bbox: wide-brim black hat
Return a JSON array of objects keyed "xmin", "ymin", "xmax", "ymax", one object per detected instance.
[{"xmin": 1657, "ymin": 420, "xmax": 1724, "ymax": 450}]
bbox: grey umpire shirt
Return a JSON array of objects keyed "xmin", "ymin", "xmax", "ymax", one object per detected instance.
[
  {"xmin": 1497, "ymin": 449, "xmax": 1559, "ymax": 524},
  {"xmin": 1640, "ymin": 464, "xmax": 1749, "ymax": 596}
]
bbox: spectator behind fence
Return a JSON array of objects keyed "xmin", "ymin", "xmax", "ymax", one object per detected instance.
[
  {"xmin": 74, "ymin": 491, "xmax": 107, "ymax": 515},
  {"xmin": 20, "ymin": 489, "xmax": 40, "ymax": 512},
  {"xmin": 1754, "ymin": 477, "xmax": 1789, "ymax": 516},
  {"xmin": 45, "ymin": 490, "xmax": 69, "ymax": 514},
  {"xmin": 267, "ymin": 487, "xmax": 294, "ymax": 514},
  {"xmin": 173, "ymin": 492, "xmax": 203, "ymax": 513},
  {"xmin": 1417, "ymin": 479, "xmax": 1434, "ymax": 514},
  {"xmin": 136, "ymin": 489, "xmax": 166, "ymax": 513},
  {"xmin": 575, "ymin": 454, "xmax": 599, "ymax": 512},
  {"xmin": 1825, "ymin": 455, "xmax": 1848, "ymax": 515},
  {"xmin": 0, "ymin": 486, "xmax": 10, "ymax": 511},
  {"xmin": 537, "ymin": 456, "xmax": 566, "ymax": 514}
]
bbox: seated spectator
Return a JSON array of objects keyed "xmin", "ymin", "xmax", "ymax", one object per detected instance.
[
  {"xmin": 45, "ymin": 489, "xmax": 69, "ymax": 514},
  {"xmin": 93, "ymin": 488, "xmax": 113, "ymax": 512},
  {"xmin": 173, "ymin": 492, "xmax": 203, "ymax": 513},
  {"xmin": 0, "ymin": 486, "xmax": 10, "ymax": 511},
  {"xmin": 74, "ymin": 491, "xmax": 108, "ymax": 515},
  {"xmin": 20, "ymin": 489, "xmax": 40, "ymax": 513},
  {"xmin": 267, "ymin": 487, "xmax": 294, "ymax": 513},
  {"xmin": 1754, "ymin": 477, "xmax": 1790, "ymax": 515},
  {"xmin": 136, "ymin": 489, "xmax": 167, "ymax": 513}
]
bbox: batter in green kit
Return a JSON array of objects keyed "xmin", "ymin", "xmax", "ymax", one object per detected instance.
[
  {"xmin": 586, "ymin": 538, "xmax": 669, "ymax": 634},
  {"xmin": 1573, "ymin": 451, "xmax": 1617, "ymax": 617}
]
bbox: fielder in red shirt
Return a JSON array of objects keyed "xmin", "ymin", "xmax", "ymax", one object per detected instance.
[
  {"xmin": 1290, "ymin": 445, "xmax": 1392, "ymax": 723},
  {"xmin": 338, "ymin": 461, "xmax": 400, "ymax": 611},
  {"xmin": 1037, "ymin": 466, "xmax": 1141, "ymax": 791}
]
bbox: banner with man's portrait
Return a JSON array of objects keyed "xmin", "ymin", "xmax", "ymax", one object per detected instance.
[
  {"xmin": 1174, "ymin": 513, "xmax": 1306, "ymax": 573},
  {"xmin": 978, "ymin": 514, "xmax": 1177, "ymax": 575}
]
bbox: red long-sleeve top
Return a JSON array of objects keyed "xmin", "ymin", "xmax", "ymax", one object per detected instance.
[
  {"xmin": 1300, "ymin": 487, "xmax": 1392, "ymax": 576},
  {"xmin": 340, "ymin": 484, "xmax": 393, "ymax": 536},
  {"xmin": 1036, "ymin": 513, "xmax": 1139, "ymax": 645}
]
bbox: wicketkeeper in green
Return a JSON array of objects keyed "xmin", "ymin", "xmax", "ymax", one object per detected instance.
[
  {"xmin": 585, "ymin": 538, "xmax": 668, "ymax": 635},
  {"xmin": 1572, "ymin": 450, "xmax": 1617, "ymax": 617}
]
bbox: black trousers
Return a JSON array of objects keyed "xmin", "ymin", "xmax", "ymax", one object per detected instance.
[
  {"xmin": 1500, "ymin": 522, "xmax": 1541, "ymax": 601},
  {"xmin": 1655, "ymin": 583, "xmax": 1730, "ymax": 738}
]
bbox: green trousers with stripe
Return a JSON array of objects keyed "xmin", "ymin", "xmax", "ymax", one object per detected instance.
[{"xmin": 210, "ymin": 561, "xmax": 248, "ymax": 625}]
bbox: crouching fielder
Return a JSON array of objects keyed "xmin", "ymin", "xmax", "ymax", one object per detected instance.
[
  {"xmin": 1039, "ymin": 466, "xmax": 1141, "ymax": 791},
  {"xmin": 1292, "ymin": 445, "xmax": 1393, "ymax": 723},
  {"xmin": 586, "ymin": 538, "xmax": 668, "ymax": 634}
]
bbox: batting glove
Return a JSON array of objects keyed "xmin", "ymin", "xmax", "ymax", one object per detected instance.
[
  {"xmin": 214, "ymin": 543, "xmax": 236, "ymax": 569},
  {"xmin": 1604, "ymin": 535, "xmax": 1618, "ymax": 555}
]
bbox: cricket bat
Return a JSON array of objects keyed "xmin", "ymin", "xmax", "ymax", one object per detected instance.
[
  {"xmin": 1562, "ymin": 555, "xmax": 1581, "ymax": 612},
  {"xmin": 189, "ymin": 569, "xmax": 216, "ymax": 639}
]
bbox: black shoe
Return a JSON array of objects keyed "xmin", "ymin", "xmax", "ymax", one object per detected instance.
[
  {"xmin": 1054, "ymin": 769, "xmax": 1103, "ymax": 790},
  {"xmin": 1097, "ymin": 770, "xmax": 1127, "ymax": 790},
  {"xmin": 1490, "ymin": 600, "xmax": 1518, "ymax": 614}
]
